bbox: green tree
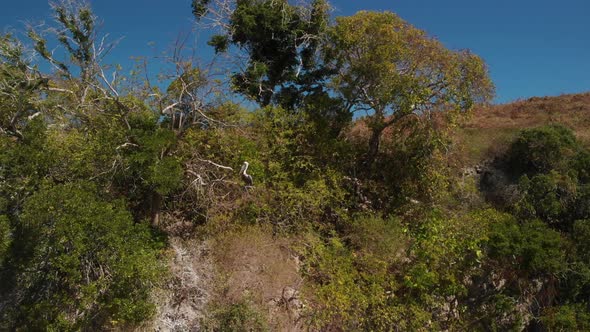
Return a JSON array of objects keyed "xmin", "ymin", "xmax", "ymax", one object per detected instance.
[
  {"xmin": 0, "ymin": 34, "xmax": 46, "ymax": 140},
  {"xmin": 1, "ymin": 182, "xmax": 163, "ymax": 330},
  {"xmin": 194, "ymin": 0, "xmax": 331, "ymax": 108},
  {"xmin": 325, "ymin": 11, "xmax": 494, "ymax": 167}
]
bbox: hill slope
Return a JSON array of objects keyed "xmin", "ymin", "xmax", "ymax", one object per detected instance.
[{"xmin": 457, "ymin": 92, "xmax": 590, "ymax": 164}]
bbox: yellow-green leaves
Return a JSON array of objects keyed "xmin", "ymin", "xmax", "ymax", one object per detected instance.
[{"xmin": 326, "ymin": 11, "xmax": 494, "ymax": 164}]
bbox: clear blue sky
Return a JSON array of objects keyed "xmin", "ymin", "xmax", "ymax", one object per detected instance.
[{"xmin": 1, "ymin": 0, "xmax": 589, "ymax": 103}]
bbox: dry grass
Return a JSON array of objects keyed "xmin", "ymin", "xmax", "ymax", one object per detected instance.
[
  {"xmin": 210, "ymin": 225, "xmax": 305, "ymax": 331},
  {"xmin": 455, "ymin": 91, "xmax": 590, "ymax": 165}
]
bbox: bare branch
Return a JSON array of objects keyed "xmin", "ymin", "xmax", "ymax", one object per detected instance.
[{"xmin": 196, "ymin": 158, "xmax": 234, "ymax": 171}]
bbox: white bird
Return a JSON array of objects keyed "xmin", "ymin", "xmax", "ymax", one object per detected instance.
[{"xmin": 240, "ymin": 161, "xmax": 253, "ymax": 187}]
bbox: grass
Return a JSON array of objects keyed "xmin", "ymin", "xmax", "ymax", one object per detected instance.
[
  {"xmin": 454, "ymin": 92, "xmax": 590, "ymax": 165},
  {"xmin": 207, "ymin": 225, "xmax": 305, "ymax": 331}
]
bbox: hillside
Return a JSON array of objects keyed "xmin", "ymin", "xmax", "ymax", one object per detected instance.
[
  {"xmin": 2, "ymin": 1, "xmax": 590, "ymax": 331},
  {"xmin": 457, "ymin": 92, "xmax": 590, "ymax": 164}
]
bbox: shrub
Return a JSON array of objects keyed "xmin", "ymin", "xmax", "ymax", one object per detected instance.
[
  {"xmin": 487, "ymin": 219, "xmax": 567, "ymax": 276},
  {"xmin": 0, "ymin": 215, "xmax": 11, "ymax": 265},
  {"xmin": 345, "ymin": 214, "xmax": 407, "ymax": 262},
  {"xmin": 541, "ymin": 304, "xmax": 590, "ymax": 331},
  {"xmin": 1, "ymin": 182, "xmax": 164, "ymax": 330},
  {"xmin": 302, "ymin": 216, "xmax": 428, "ymax": 331},
  {"xmin": 573, "ymin": 219, "xmax": 590, "ymax": 264},
  {"xmin": 515, "ymin": 171, "xmax": 576, "ymax": 224},
  {"xmin": 572, "ymin": 185, "xmax": 590, "ymax": 223},
  {"xmin": 148, "ymin": 156, "xmax": 183, "ymax": 195},
  {"xmin": 572, "ymin": 150, "xmax": 590, "ymax": 184},
  {"xmin": 204, "ymin": 301, "xmax": 269, "ymax": 332},
  {"xmin": 507, "ymin": 124, "xmax": 578, "ymax": 175}
]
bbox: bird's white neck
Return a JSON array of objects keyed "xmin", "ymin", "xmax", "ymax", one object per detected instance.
[{"xmin": 241, "ymin": 163, "xmax": 249, "ymax": 174}]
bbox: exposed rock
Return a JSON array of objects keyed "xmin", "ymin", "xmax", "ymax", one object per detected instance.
[{"xmin": 148, "ymin": 238, "xmax": 215, "ymax": 332}]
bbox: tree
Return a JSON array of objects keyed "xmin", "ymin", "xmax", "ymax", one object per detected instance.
[
  {"xmin": 193, "ymin": 0, "xmax": 331, "ymax": 108},
  {"xmin": 1, "ymin": 182, "xmax": 163, "ymax": 330},
  {"xmin": 0, "ymin": 34, "xmax": 46, "ymax": 140},
  {"xmin": 324, "ymin": 11, "xmax": 494, "ymax": 167}
]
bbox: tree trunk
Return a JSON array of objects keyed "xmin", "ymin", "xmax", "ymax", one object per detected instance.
[
  {"xmin": 150, "ymin": 191, "xmax": 162, "ymax": 227},
  {"xmin": 366, "ymin": 127, "xmax": 383, "ymax": 170}
]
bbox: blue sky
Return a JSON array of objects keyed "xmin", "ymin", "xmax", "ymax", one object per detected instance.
[{"xmin": 1, "ymin": 0, "xmax": 589, "ymax": 103}]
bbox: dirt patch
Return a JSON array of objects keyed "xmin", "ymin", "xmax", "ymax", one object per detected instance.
[{"xmin": 211, "ymin": 226, "xmax": 305, "ymax": 331}]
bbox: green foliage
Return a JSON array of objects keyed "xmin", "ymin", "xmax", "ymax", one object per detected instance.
[
  {"xmin": 303, "ymin": 235, "xmax": 370, "ymax": 329},
  {"xmin": 478, "ymin": 121, "xmax": 590, "ymax": 330},
  {"xmin": 0, "ymin": 215, "xmax": 11, "ymax": 265},
  {"xmin": 200, "ymin": 0, "xmax": 330, "ymax": 107},
  {"xmin": 406, "ymin": 210, "xmax": 496, "ymax": 299},
  {"xmin": 1, "ymin": 182, "xmax": 163, "ymax": 330},
  {"xmin": 572, "ymin": 150, "xmax": 590, "ymax": 184},
  {"xmin": 502, "ymin": 125, "xmax": 590, "ymax": 227},
  {"xmin": 487, "ymin": 218, "xmax": 567, "ymax": 276},
  {"xmin": 541, "ymin": 304, "xmax": 590, "ymax": 331},
  {"xmin": 345, "ymin": 214, "xmax": 406, "ymax": 262},
  {"xmin": 0, "ymin": 34, "xmax": 46, "ymax": 140},
  {"xmin": 508, "ymin": 124, "xmax": 579, "ymax": 175},
  {"xmin": 300, "ymin": 216, "xmax": 435, "ymax": 331},
  {"xmin": 204, "ymin": 301, "xmax": 269, "ymax": 332},
  {"xmin": 191, "ymin": 0, "xmax": 211, "ymax": 18},
  {"xmin": 515, "ymin": 171, "xmax": 576, "ymax": 224},
  {"xmin": 208, "ymin": 34, "xmax": 229, "ymax": 54},
  {"xmin": 476, "ymin": 293, "xmax": 525, "ymax": 332},
  {"xmin": 115, "ymin": 111, "xmax": 182, "ymax": 211},
  {"xmin": 0, "ymin": 118, "xmax": 52, "ymax": 212},
  {"xmin": 33, "ymin": 1, "xmax": 97, "ymax": 80},
  {"xmin": 573, "ymin": 219, "xmax": 590, "ymax": 264},
  {"xmin": 148, "ymin": 156, "xmax": 183, "ymax": 195},
  {"xmin": 377, "ymin": 121, "xmax": 451, "ymax": 210},
  {"xmin": 326, "ymin": 10, "xmax": 493, "ymax": 164}
]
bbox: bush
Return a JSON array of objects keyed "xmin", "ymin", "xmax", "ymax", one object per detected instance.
[
  {"xmin": 1, "ymin": 182, "xmax": 164, "ymax": 330},
  {"xmin": 572, "ymin": 150, "xmax": 590, "ymax": 184},
  {"xmin": 301, "ymin": 216, "xmax": 432, "ymax": 331},
  {"xmin": 487, "ymin": 218, "xmax": 567, "ymax": 276},
  {"xmin": 573, "ymin": 185, "xmax": 590, "ymax": 222},
  {"xmin": 345, "ymin": 214, "xmax": 406, "ymax": 262},
  {"xmin": 148, "ymin": 156, "xmax": 183, "ymax": 195},
  {"xmin": 204, "ymin": 301, "xmax": 269, "ymax": 332},
  {"xmin": 515, "ymin": 171, "xmax": 576, "ymax": 224},
  {"xmin": 541, "ymin": 304, "xmax": 590, "ymax": 331},
  {"xmin": 0, "ymin": 215, "xmax": 11, "ymax": 265},
  {"xmin": 573, "ymin": 219, "xmax": 590, "ymax": 264},
  {"xmin": 507, "ymin": 124, "xmax": 578, "ymax": 175}
]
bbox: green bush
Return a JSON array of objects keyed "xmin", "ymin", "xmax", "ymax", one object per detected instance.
[
  {"xmin": 515, "ymin": 171, "xmax": 576, "ymax": 224},
  {"xmin": 573, "ymin": 219, "xmax": 590, "ymax": 264},
  {"xmin": 301, "ymin": 215, "xmax": 434, "ymax": 331},
  {"xmin": 507, "ymin": 124, "xmax": 578, "ymax": 175},
  {"xmin": 0, "ymin": 215, "xmax": 11, "ymax": 265},
  {"xmin": 204, "ymin": 301, "xmax": 269, "ymax": 332},
  {"xmin": 573, "ymin": 185, "xmax": 590, "ymax": 222},
  {"xmin": 1, "ymin": 182, "xmax": 164, "ymax": 330},
  {"xmin": 541, "ymin": 304, "xmax": 590, "ymax": 331},
  {"xmin": 148, "ymin": 156, "xmax": 183, "ymax": 195},
  {"xmin": 487, "ymin": 218, "xmax": 567, "ymax": 276},
  {"xmin": 572, "ymin": 150, "xmax": 590, "ymax": 184},
  {"xmin": 345, "ymin": 214, "xmax": 406, "ymax": 262}
]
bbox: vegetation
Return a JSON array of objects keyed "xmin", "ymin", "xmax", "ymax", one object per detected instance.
[{"xmin": 0, "ymin": 0, "xmax": 588, "ymax": 330}]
